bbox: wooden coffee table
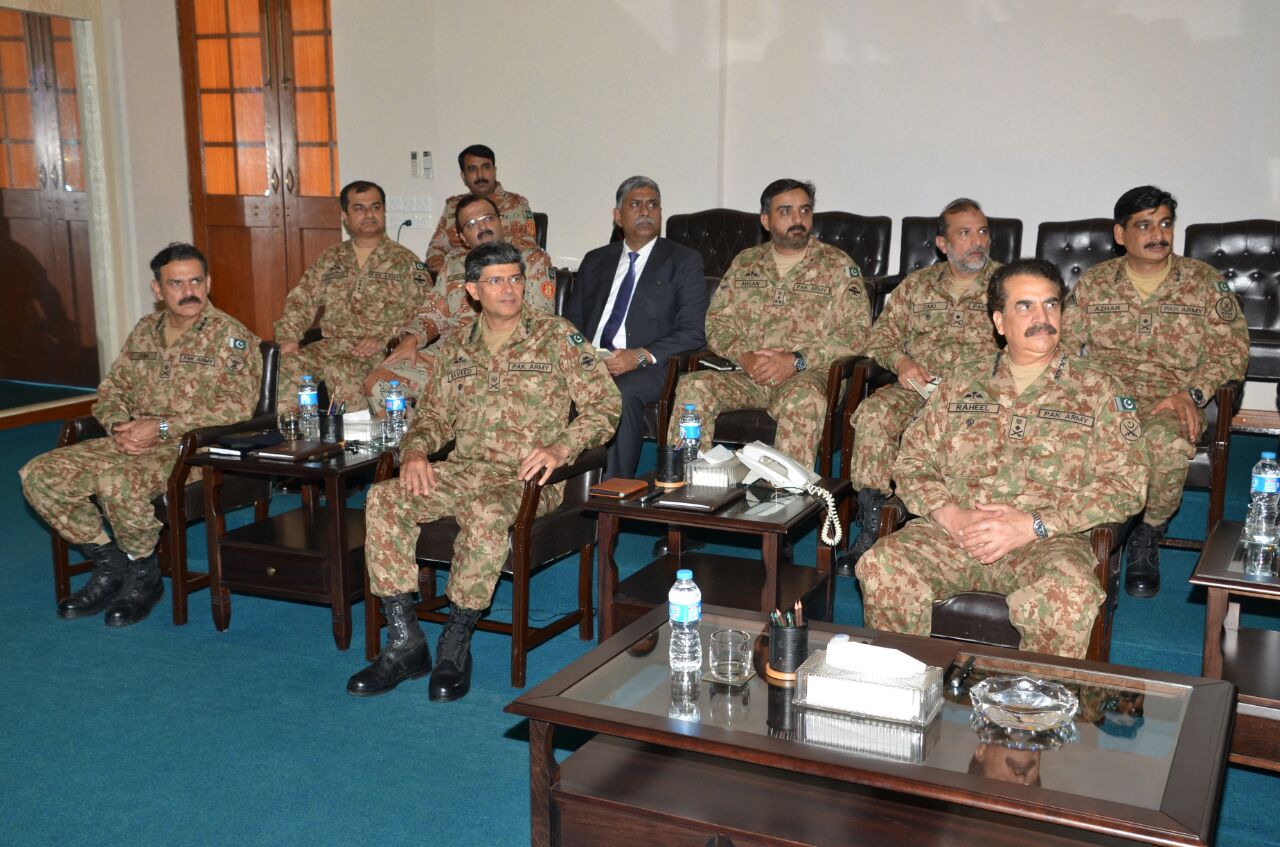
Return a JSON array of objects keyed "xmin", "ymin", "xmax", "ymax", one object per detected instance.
[
  {"xmin": 1189, "ymin": 519, "xmax": 1280, "ymax": 770},
  {"xmin": 507, "ymin": 606, "xmax": 1234, "ymax": 847},
  {"xmin": 591, "ymin": 479, "xmax": 851, "ymax": 640},
  {"xmin": 191, "ymin": 446, "xmax": 387, "ymax": 650}
]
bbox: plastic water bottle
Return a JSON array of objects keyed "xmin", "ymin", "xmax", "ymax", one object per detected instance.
[
  {"xmin": 668, "ymin": 670, "xmax": 701, "ymax": 722},
  {"xmin": 383, "ymin": 380, "xmax": 408, "ymax": 446},
  {"xmin": 297, "ymin": 375, "xmax": 320, "ymax": 440},
  {"xmin": 1245, "ymin": 452, "xmax": 1280, "ymax": 544},
  {"xmin": 677, "ymin": 404, "xmax": 701, "ymax": 469},
  {"xmin": 668, "ymin": 568, "xmax": 702, "ymax": 672}
]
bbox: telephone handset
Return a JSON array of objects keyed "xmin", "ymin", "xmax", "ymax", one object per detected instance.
[{"xmin": 735, "ymin": 441, "xmax": 841, "ymax": 546}]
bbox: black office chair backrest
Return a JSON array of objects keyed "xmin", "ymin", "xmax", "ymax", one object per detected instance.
[
  {"xmin": 811, "ymin": 212, "xmax": 892, "ymax": 278},
  {"xmin": 553, "ymin": 268, "xmax": 574, "ymax": 317},
  {"xmin": 1184, "ymin": 220, "xmax": 1280, "ymax": 330},
  {"xmin": 665, "ymin": 208, "xmax": 766, "ymax": 281},
  {"xmin": 255, "ymin": 341, "xmax": 280, "ymax": 416},
  {"xmin": 532, "ymin": 212, "xmax": 547, "ymax": 250},
  {"xmin": 1035, "ymin": 218, "xmax": 1124, "ymax": 290},
  {"xmin": 898, "ymin": 216, "xmax": 1024, "ymax": 276}
]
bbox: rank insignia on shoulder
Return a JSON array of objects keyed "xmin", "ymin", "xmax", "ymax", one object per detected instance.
[
  {"xmin": 1114, "ymin": 395, "xmax": 1137, "ymax": 412},
  {"xmin": 1216, "ymin": 279, "xmax": 1231, "ymax": 292},
  {"xmin": 228, "ymin": 337, "xmax": 247, "ymax": 350},
  {"xmin": 847, "ymin": 266, "xmax": 860, "ymax": 278}
]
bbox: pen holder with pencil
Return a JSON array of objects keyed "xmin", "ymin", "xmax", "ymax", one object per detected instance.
[
  {"xmin": 767, "ymin": 620, "xmax": 809, "ymax": 680},
  {"xmin": 319, "ymin": 413, "xmax": 344, "ymax": 443}
]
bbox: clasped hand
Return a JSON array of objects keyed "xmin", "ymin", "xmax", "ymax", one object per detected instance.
[
  {"xmin": 740, "ymin": 348, "xmax": 795, "ymax": 386},
  {"xmin": 932, "ymin": 502, "xmax": 1037, "ymax": 565},
  {"xmin": 111, "ymin": 419, "xmax": 162, "ymax": 456}
]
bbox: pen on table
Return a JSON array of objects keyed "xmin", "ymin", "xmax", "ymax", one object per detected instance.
[
  {"xmin": 638, "ymin": 488, "xmax": 664, "ymax": 506},
  {"xmin": 794, "ymin": 600, "xmax": 804, "ymax": 627}
]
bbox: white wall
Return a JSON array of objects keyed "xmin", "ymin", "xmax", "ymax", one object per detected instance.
[
  {"xmin": 333, "ymin": 0, "xmax": 726, "ymax": 266},
  {"xmin": 723, "ymin": 0, "xmax": 1280, "ymax": 263}
]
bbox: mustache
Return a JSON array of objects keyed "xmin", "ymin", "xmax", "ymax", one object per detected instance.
[
  {"xmin": 787, "ymin": 225, "xmax": 808, "ymax": 235},
  {"xmin": 1024, "ymin": 323, "xmax": 1057, "ymax": 337},
  {"xmin": 1144, "ymin": 240, "xmax": 1169, "ymax": 249},
  {"xmin": 476, "ymin": 228, "xmax": 494, "ymax": 239},
  {"xmin": 634, "ymin": 216, "xmax": 656, "ymax": 227},
  {"xmin": 178, "ymin": 295, "xmax": 203, "ymax": 306}
]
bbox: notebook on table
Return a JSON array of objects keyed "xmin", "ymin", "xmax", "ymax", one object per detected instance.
[{"xmin": 653, "ymin": 484, "xmax": 746, "ymax": 512}]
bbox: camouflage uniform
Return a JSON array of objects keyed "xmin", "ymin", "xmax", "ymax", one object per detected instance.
[
  {"xmin": 669, "ymin": 237, "xmax": 871, "ymax": 465},
  {"xmin": 424, "ymin": 184, "xmax": 537, "ymax": 274},
  {"xmin": 363, "ymin": 307, "xmax": 620, "ymax": 610},
  {"xmin": 362, "ymin": 244, "xmax": 556, "ymax": 411},
  {"xmin": 1063, "ymin": 255, "xmax": 1248, "ymax": 526},
  {"xmin": 856, "ymin": 351, "xmax": 1147, "ymax": 658},
  {"xmin": 275, "ymin": 235, "xmax": 428, "ymax": 409},
  {"xmin": 851, "ymin": 260, "xmax": 1002, "ymax": 494},
  {"xmin": 20, "ymin": 307, "xmax": 261, "ymax": 557}
]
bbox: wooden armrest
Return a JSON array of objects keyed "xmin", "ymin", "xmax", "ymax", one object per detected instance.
[
  {"xmin": 59, "ymin": 414, "xmax": 106, "ymax": 447},
  {"xmin": 180, "ymin": 412, "xmax": 281, "ymax": 453},
  {"xmin": 1213, "ymin": 381, "xmax": 1243, "ymax": 442}
]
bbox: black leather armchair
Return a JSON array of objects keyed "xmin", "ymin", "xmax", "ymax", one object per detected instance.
[
  {"xmin": 811, "ymin": 212, "xmax": 892, "ymax": 279},
  {"xmin": 1184, "ymin": 219, "xmax": 1280, "ymax": 384},
  {"xmin": 49, "ymin": 341, "xmax": 280, "ymax": 625},
  {"xmin": 363, "ymin": 445, "xmax": 606, "ymax": 687},
  {"xmin": 532, "ymin": 211, "xmax": 547, "ymax": 251},
  {"xmin": 665, "ymin": 208, "xmax": 765, "ymax": 282},
  {"xmin": 877, "ymin": 501, "xmax": 1133, "ymax": 662},
  {"xmin": 1034, "ymin": 218, "xmax": 1124, "ymax": 289}
]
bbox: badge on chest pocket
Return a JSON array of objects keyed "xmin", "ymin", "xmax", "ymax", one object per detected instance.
[
  {"xmin": 773, "ymin": 289, "xmax": 786, "ymax": 307},
  {"xmin": 1139, "ymin": 313, "xmax": 1153, "ymax": 334},
  {"xmin": 488, "ymin": 372, "xmax": 501, "ymax": 392}
]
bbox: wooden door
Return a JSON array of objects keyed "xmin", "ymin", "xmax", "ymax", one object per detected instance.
[
  {"xmin": 178, "ymin": 0, "xmax": 341, "ymax": 342},
  {"xmin": 0, "ymin": 10, "xmax": 97, "ymax": 387}
]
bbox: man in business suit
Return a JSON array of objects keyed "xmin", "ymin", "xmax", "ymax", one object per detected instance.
[{"xmin": 564, "ymin": 175, "xmax": 709, "ymax": 478}]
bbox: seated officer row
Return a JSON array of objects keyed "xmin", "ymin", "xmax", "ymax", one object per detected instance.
[{"xmin": 18, "ymin": 166, "xmax": 1248, "ymax": 699}]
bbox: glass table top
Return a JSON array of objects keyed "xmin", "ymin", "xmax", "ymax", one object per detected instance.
[{"xmin": 562, "ymin": 611, "xmax": 1192, "ymax": 811}]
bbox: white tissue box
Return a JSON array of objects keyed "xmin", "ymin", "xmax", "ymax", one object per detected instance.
[
  {"xmin": 793, "ymin": 649, "xmax": 943, "ymax": 727},
  {"xmin": 796, "ymin": 704, "xmax": 941, "ymax": 763}
]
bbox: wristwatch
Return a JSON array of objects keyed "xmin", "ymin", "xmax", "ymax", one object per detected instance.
[
  {"xmin": 1030, "ymin": 511, "xmax": 1048, "ymax": 540},
  {"xmin": 1187, "ymin": 386, "xmax": 1207, "ymax": 408},
  {"xmin": 792, "ymin": 351, "xmax": 808, "ymax": 373},
  {"xmin": 635, "ymin": 350, "xmax": 650, "ymax": 369},
  {"xmin": 158, "ymin": 419, "xmax": 171, "ymax": 441}
]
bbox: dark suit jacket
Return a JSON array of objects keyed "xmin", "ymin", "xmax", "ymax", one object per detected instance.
[{"xmin": 565, "ymin": 237, "xmax": 708, "ymax": 366}]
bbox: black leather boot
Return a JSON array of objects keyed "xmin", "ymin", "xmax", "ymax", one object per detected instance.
[
  {"xmin": 1125, "ymin": 522, "xmax": 1166, "ymax": 598},
  {"xmin": 346, "ymin": 594, "xmax": 431, "ymax": 696},
  {"xmin": 836, "ymin": 488, "xmax": 885, "ymax": 576},
  {"xmin": 57, "ymin": 542, "xmax": 127, "ymax": 619},
  {"xmin": 429, "ymin": 606, "xmax": 483, "ymax": 702},
  {"xmin": 103, "ymin": 550, "xmax": 164, "ymax": 627}
]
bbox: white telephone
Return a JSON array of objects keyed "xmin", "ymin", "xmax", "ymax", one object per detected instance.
[{"xmin": 735, "ymin": 442, "xmax": 842, "ymax": 546}]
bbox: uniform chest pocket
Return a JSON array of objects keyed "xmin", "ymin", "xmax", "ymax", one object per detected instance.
[
  {"xmin": 1152, "ymin": 304, "xmax": 1207, "ymax": 370},
  {"xmin": 1024, "ymin": 412, "xmax": 1092, "ymax": 489},
  {"xmin": 939, "ymin": 403, "xmax": 1002, "ymax": 479}
]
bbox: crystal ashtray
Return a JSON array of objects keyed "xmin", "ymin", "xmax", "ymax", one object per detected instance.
[
  {"xmin": 969, "ymin": 676, "xmax": 1078, "ymax": 732},
  {"xmin": 970, "ymin": 712, "xmax": 1079, "ymax": 751}
]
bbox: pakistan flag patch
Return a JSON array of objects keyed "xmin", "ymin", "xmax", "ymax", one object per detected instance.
[
  {"xmin": 846, "ymin": 266, "xmax": 860, "ymax": 278},
  {"xmin": 1216, "ymin": 279, "xmax": 1231, "ymax": 292},
  {"xmin": 227, "ymin": 336, "xmax": 247, "ymax": 350},
  {"xmin": 414, "ymin": 261, "xmax": 427, "ymax": 270},
  {"xmin": 1114, "ymin": 395, "xmax": 1137, "ymax": 412}
]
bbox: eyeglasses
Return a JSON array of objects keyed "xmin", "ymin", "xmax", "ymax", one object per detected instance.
[
  {"xmin": 475, "ymin": 274, "xmax": 524, "ymax": 289},
  {"xmin": 462, "ymin": 213, "xmax": 497, "ymax": 230}
]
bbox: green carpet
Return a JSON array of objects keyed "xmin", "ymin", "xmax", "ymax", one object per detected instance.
[{"xmin": 1, "ymin": 425, "xmax": 1277, "ymax": 845}]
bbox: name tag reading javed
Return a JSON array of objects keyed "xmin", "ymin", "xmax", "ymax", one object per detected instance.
[
  {"xmin": 1038, "ymin": 408, "xmax": 1096, "ymax": 428},
  {"xmin": 508, "ymin": 361, "xmax": 552, "ymax": 373},
  {"xmin": 947, "ymin": 402, "xmax": 999, "ymax": 414}
]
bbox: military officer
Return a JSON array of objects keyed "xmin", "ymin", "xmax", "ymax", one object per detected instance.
[
  {"xmin": 668, "ymin": 179, "xmax": 871, "ymax": 467},
  {"xmin": 363, "ymin": 193, "xmax": 556, "ymax": 411},
  {"xmin": 423, "ymin": 144, "xmax": 537, "ymax": 274},
  {"xmin": 844, "ymin": 198, "xmax": 1002, "ymax": 565},
  {"xmin": 276, "ymin": 180, "xmax": 428, "ymax": 409},
  {"xmin": 347, "ymin": 241, "xmax": 620, "ymax": 702},
  {"xmin": 856, "ymin": 259, "xmax": 1147, "ymax": 660},
  {"xmin": 20, "ymin": 243, "xmax": 261, "ymax": 626},
  {"xmin": 1063, "ymin": 186, "xmax": 1249, "ymax": 597}
]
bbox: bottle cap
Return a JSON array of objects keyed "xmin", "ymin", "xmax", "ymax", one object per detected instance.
[
  {"xmin": 676, "ymin": 568, "xmax": 693, "ymax": 581},
  {"xmin": 1264, "ymin": 452, "xmax": 1277, "ymax": 460},
  {"xmin": 302, "ymin": 374, "xmax": 312, "ymax": 380},
  {"xmin": 684, "ymin": 404, "xmax": 695, "ymax": 411},
  {"xmin": 389, "ymin": 380, "xmax": 399, "ymax": 387}
]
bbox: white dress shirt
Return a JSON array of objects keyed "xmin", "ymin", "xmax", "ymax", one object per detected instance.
[{"xmin": 591, "ymin": 237, "xmax": 657, "ymax": 350}]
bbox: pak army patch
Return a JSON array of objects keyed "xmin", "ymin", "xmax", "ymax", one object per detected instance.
[
  {"xmin": 1114, "ymin": 395, "xmax": 1137, "ymax": 413},
  {"xmin": 579, "ymin": 353, "xmax": 597, "ymax": 370},
  {"xmin": 227, "ymin": 355, "xmax": 245, "ymax": 372},
  {"xmin": 227, "ymin": 336, "xmax": 247, "ymax": 350},
  {"xmin": 541, "ymin": 280, "xmax": 555, "ymax": 300},
  {"xmin": 1120, "ymin": 416, "xmax": 1142, "ymax": 443},
  {"xmin": 1215, "ymin": 296, "xmax": 1238, "ymax": 322}
]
